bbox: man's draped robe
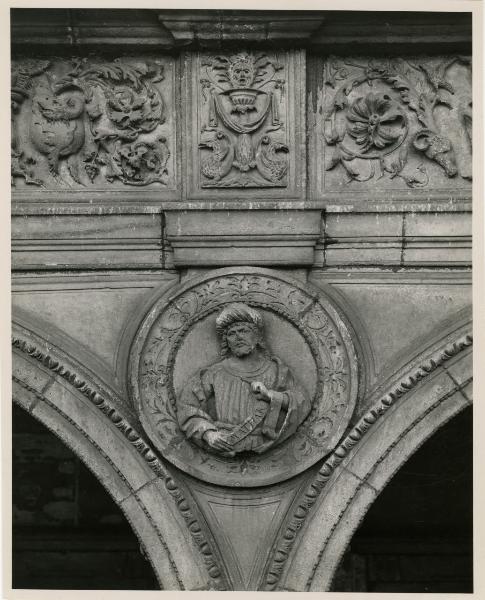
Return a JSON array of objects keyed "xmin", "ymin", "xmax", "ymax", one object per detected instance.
[{"xmin": 177, "ymin": 356, "xmax": 311, "ymax": 454}]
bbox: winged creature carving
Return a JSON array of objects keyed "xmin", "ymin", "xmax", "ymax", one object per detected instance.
[
  {"xmin": 199, "ymin": 131, "xmax": 234, "ymax": 181},
  {"xmin": 255, "ymin": 135, "xmax": 289, "ymax": 183}
]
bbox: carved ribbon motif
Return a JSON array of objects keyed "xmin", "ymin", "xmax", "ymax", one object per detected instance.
[
  {"xmin": 199, "ymin": 53, "xmax": 289, "ymax": 188},
  {"xmin": 11, "ymin": 58, "xmax": 170, "ymax": 188},
  {"xmin": 323, "ymin": 56, "xmax": 472, "ymax": 186}
]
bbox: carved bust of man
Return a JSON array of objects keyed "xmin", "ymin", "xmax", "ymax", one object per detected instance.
[{"xmin": 176, "ymin": 303, "xmax": 311, "ymax": 457}]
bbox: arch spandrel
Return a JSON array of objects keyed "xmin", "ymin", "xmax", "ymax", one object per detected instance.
[
  {"xmin": 12, "ymin": 324, "xmax": 231, "ymax": 591},
  {"xmin": 10, "ymin": 10, "xmax": 473, "ymax": 591},
  {"xmin": 269, "ymin": 330, "xmax": 472, "ymax": 591}
]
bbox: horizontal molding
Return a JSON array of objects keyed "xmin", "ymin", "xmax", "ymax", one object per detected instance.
[
  {"xmin": 12, "ymin": 270, "xmax": 177, "ymax": 291},
  {"xmin": 171, "ymin": 247, "xmax": 316, "ymax": 267},
  {"xmin": 12, "ymin": 196, "xmax": 472, "ymax": 216},
  {"xmin": 169, "ymin": 236, "xmax": 317, "ymax": 244},
  {"xmin": 310, "ymin": 269, "xmax": 471, "ymax": 285},
  {"xmin": 12, "ymin": 247, "xmax": 163, "ymax": 271},
  {"xmin": 11, "ymin": 9, "xmax": 471, "ymax": 50}
]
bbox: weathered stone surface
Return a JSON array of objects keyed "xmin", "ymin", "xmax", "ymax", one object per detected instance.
[
  {"xmin": 133, "ymin": 479, "xmax": 209, "ymax": 590},
  {"xmin": 188, "ymin": 474, "xmax": 304, "ymax": 590},
  {"xmin": 12, "ymin": 214, "xmax": 167, "ymax": 270},
  {"xmin": 184, "ymin": 50, "xmax": 305, "ymax": 200},
  {"xmin": 12, "ymin": 56, "xmax": 177, "ymax": 195},
  {"xmin": 129, "ymin": 268, "xmax": 358, "ymax": 487},
  {"xmin": 10, "ymin": 8, "xmax": 473, "ymax": 593},
  {"xmin": 165, "ymin": 210, "xmax": 321, "ymax": 266},
  {"xmin": 310, "ymin": 273, "xmax": 471, "ymax": 395},
  {"xmin": 12, "ymin": 272, "xmax": 178, "ymax": 394},
  {"xmin": 283, "ymin": 468, "xmax": 370, "ymax": 590},
  {"xmin": 12, "ymin": 351, "xmax": 54, "ymax": 396},
  {"xmin": 308, "ymin": 55, "xmax": 472, "ymax": 207}
]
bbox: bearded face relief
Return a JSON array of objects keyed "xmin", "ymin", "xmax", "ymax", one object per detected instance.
[
  {"xmin": 228, "ymin": 56, "xmax": 255, "ymax": 89},
  {"xmin": 176, "ymin": 303, "xmax": 312, "ymax": 457},
  {"xmin": 226, "ymin": 322, "xmax": 259, "ymax": 357},
  {"xmin": 131, "ymin": 270, "xmax": 358, "ymax": 486}
]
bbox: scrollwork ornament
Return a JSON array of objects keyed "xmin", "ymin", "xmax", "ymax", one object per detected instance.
[
  {"xmin": 323, "ymin": 56, "xmax": 472, "ymax": 186},
  {"xmin": 11, "ymin": 57, "xmax": 171, "ymax": 188},
  {"xmin": 198, "ymin": 53, "xmax": 289, "ymax": 188},
  {"xmin": 129, "ymin": 268, "xmax": 358, "ymax": 487}
]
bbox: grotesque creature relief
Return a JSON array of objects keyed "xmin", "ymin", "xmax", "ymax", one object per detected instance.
[
  {"xmin": 30, "ymin": 81, "xmax": 86, "ymax": 182},
  {"xmin": 199, "ymin": 53, "xmax": 289, "ymax": 188},
  {"xmin": 323, "ymin": 56, "xmax": 472, "ymax": 187},
  {"xmin": 11, "ymin": 58, "xmax": 171, "ymax": 188}
]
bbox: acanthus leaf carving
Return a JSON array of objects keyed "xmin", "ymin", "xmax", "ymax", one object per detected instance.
[
  {"xmin": 11, "ymin": 59, "xmax": 51, "ymax": 187},
  {"xmin": 199, "ymin": 53, "xmax": 289, "ymax": 188},
  {"xmin": 323, "ymin": 56, "xmax": 472, "ymax": 187},
  {"xmin": 11, "ymin": 57, "xmax": 172, "ymax": 189}
]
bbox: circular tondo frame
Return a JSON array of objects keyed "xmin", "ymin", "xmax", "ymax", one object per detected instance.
[{"xmin": 129, "ymin": 268, "xmax": 359, "ymax": 487}]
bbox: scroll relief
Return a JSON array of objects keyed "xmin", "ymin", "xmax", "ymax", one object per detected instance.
[
  {"xmin": 11, "ymin": 57, "xmax": 173, "ymax": 189},
  {"xmin": 322, "ymin": 56, "xmax": 472, "ymax": 187},
  {"xmin": 129, "ymin": 271, "xmax": 358, "ymax": 487},
  {"xmin": 198, "ymin": 53, "xmax": 289, "ymax": 188}
]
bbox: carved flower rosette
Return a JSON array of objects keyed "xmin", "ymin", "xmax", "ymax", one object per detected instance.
[
  {"xmin": 11, "ymin": 56, "xmax": 174, "ymax": 189},
  {"xmin": 322, "ymin": 56, "xmax": 472, "ymax": 188},
  {"xmin": 129, "ymin": 268, "xmax": 358, "ymax": 487}
]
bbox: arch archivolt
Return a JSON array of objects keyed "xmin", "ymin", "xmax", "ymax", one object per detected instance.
[
  {"xmin": 11, "ymin": 322, "xmax": 229, "ymax": 591},
  {"xmin": 264, "ymin": 324, "xmax": 472, "ymax": 591},
  {"xmin": 12, "ymin": 315, "xmax": 472, "ymax": 592}
]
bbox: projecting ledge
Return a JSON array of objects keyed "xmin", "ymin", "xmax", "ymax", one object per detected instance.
[{"xmin": 164, "ymin": 210, "xmax": 322, "ymax": 267}]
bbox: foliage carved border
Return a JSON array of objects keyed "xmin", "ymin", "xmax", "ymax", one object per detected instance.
[
  {"xmin": 130, "ymin": 269, "xmax": 359, "ymax": 487},
  {"xmin": 12, "ymin": 330, "xmax": 228, "ymax": 590},
  {"xmin": 263, "ymin": 331, "xmax": 472, "ymax": 590}
]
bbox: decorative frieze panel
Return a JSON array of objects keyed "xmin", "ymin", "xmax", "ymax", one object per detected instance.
[
  {"xmin": 11, "ymin": 56, "xmax": 177, "ymax": 194},
  {"xmin": 311, "ymin": 56, "xmax": 472, "ymax": 199},
  {"xmin": 185, "ymin": 51, "xmax": 305, "ymax": 200}
]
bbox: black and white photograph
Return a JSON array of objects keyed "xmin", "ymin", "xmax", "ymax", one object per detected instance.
[{"xmin": 7, "ymin": 2, "xmax": 478, "ymax": 595}]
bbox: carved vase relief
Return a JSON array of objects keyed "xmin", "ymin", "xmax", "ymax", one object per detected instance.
[
  {"xmin": 198, "ymin": 53, "xmax": 288, "ymax": 188},
  {"xmin": 11, "ymin": 57, "xmax": 174, "ymax": 189},
  {"xmin": 129, "ymin": 269, "xmax": 358, "ymax": 487},
  {"xmin": 321, "ymin": 56, "xmax": 472, "ymax": 189},
  {"xmin": 185, "ymin": 50, "xmax": 305, "ymax": 199}
]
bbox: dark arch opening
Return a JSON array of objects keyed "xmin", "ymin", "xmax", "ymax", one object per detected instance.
[
  {"xmin": 12, "ymin": 404, "xmax": 160, "ymax": 590},
  {"xmin": 331, "ymin": 406, "xmax": 473, "ymax": 593}
]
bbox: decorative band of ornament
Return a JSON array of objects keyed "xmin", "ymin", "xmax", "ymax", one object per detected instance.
[
  {"xmin": 11, "ymin": 57, "xmax": 171, "ymax": 189},
  {"xmin": 11, "ymin": 333, "xmax": 228, "ymax": 590},
  {"xmin": 263, "ymin": 332, "xmax": 472, "ymax": 590},
  {"xmin": 323, "ymin": 56, "xmax": 472, "ymax": 186},
  {"xmin": 12, "ymin": 373, "xmax": 179, "ymax": 590}
]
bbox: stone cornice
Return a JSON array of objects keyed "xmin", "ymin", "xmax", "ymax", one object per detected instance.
[{"xmin": 11, "ymin": 9, "xmax": 471, "ymax": 51}]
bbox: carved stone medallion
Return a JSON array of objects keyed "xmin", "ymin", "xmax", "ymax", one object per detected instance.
[
  {"xmin": 129, "ymin": 268, "xmax": 358, "ymax": 486},
  {"xmin": 186, "ymin": 51, "xmax": 305, "ymax": 200}
]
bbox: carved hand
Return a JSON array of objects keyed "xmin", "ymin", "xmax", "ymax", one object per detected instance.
[
  {"xmin": 251, "ymin": 381, "xmax": 271, "ymax": 402},
  {"xmin": 203, "ymin": 430, "xmax": 233, "ymax": 452}
]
